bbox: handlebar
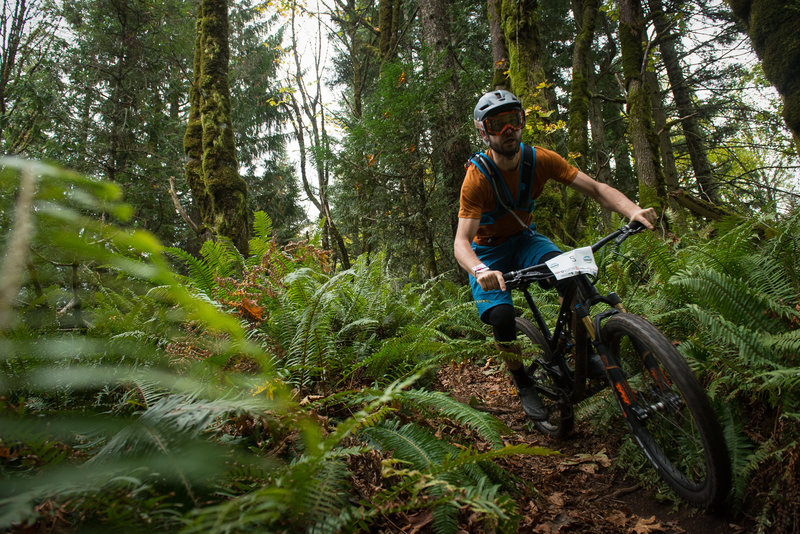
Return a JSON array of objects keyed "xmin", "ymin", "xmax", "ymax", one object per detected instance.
[{"xmin": 503, "ymin": 221, "xmax": 646, "ymax": 286}]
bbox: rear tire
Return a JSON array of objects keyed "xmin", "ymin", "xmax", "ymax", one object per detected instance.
[
  {"xmin": 515, "ymin": 317, "xmax": 574, "ymax": 438},
  {"xmin": 601, "ymin": 314, "xmax": 731, "ymax": 508}
]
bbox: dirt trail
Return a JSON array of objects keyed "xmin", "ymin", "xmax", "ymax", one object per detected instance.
[{"xmin": 435, "ymin": 361, "xmax": 752, "ymax": 534}]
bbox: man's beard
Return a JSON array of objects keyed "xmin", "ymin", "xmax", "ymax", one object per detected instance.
[{"xmin": 489, "ymin": 136, "xmax": 520, "ymax": 159}]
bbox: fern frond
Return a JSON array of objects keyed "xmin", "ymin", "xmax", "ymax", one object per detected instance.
[
  {"xmin": 433, "ymin": 444, "xmax": 558, "ymax": 477},
  {"xmin": 396, "ymin": 389, "xmax": 508, "ymax": 449},
  {"xmin": 686, "ymin": 305, "xmax": 778, "ymax": 369},
  {"xmin": 432, "ymin": 501, "xmax": 459, "ymax": 534},
  {"xmin": 361, "ymin": 420, "xmax": 452, "ymax": 470},
  {"xmin": 762, "ymin": 329, "xmax": 800, "ymax": 359},
  {"xmin": 299, "ymin": 456, "xmax": 352, "ymax": 533},
  {"xmin": 716, "ymin": 402, "xmax": 754, "ymax": 508},
  {"xmin": 164, "ymin": 247, "xmax": 217, "ymax": 296},
  {"xmin": 252, "ymin": 211, "xmax": 273, "ymax": 241},
  {"xmin": 730, "ymin": 439, "xmax": 775, "ymax": 507},
  {"xmin": 670, "ymin": 268, "xmax": 784, "ymax": 334},
  {"xmin": 755, "ymin": 367, "xmax": 800, "ymax": 400}
]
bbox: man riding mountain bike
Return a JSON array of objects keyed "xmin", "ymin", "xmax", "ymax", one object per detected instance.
[{"xmin": 453, "ymin": 89, "xmax": 657, "ymax": 421}]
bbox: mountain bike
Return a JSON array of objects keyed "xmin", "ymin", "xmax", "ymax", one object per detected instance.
[{"xmin": 504, "ymin": 222, "xmax": 731, "ymax": 508}]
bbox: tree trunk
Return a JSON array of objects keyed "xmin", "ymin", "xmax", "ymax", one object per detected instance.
[
  {"xmin": 501, "ymin": 0, "xmax": 550, "ymax": 145},
  {"xmin": 567, "ymin": 0, "xmax": 598, "ymax": 164},
  {"xmin": 500, "ymin": 0, "xmax": 572, "ymax": 240},
  {"xmin": 419, "ymin": 0, "xmax": 471, "ymax": 263},
  {"xmin": 288, "ymin": 5, "xmax": 350, "ymax": 268},
  {"xmin": 729, "ymin": 0, "xmax": 800, "ymax": 156},
  {"xmin": 197, "ymin": 0, "xmax": 249, "ymax": 253},
  {"xmin": 0, "ymin": 0, "xmax": 29, "ymax": 144},
  {"xmin": 587, "ymin": 72, "xmax": 614, "ymax": 229},
  {"xmin": 183, "ymin": 0, "xmax": 249, "ymax": 251},
  {"xmin": 649, "ymin": 0, "xmax": 720, "ymax": 202},
  {"xmin": 184, "ymin": 6, "xmax": 214, "ymax": 241},
  {"xmin": 645, "ymin": 69, "xmax": 686, "ymax": 228},
  {"xmin": 104, "ymin": 0, "xmax": 140, "ymax": 187},
  {"xmin": 618, "ymin": 0, "xmax": 667, "ymax": 215},
  {"xmin": 378, "ymin": 0, "xmax": 401, "ymax": 66},
  {"xmin": 488, "ymin": 0, "xmax": 509, "ymax": 89}
]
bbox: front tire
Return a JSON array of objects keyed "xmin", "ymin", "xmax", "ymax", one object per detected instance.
[
  {"xmin": 515, "ymin": 317, "xmax": 574, "ymax": 438},
  {"xmin": 601, "ymin": 314, "xmax": 731, "ymax": 508}
]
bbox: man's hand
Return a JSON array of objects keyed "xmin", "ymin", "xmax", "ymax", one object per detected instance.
[
  {"xmin": 476, "ymin": 269, "xmax": 507, "ymax": 292},
  {"xmin": 629, "ymin": 207, "xmax": 657, "ymax": 229}
]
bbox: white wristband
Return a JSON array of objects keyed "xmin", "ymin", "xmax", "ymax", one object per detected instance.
[{"xmin": 472, "ymin": 263, "xmax": 489, "ymax": 276}]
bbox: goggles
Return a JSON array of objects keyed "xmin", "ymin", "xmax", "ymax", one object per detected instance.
[{"xmin": 482, "ymin": 109, "xmax": 525, "ymax": 136}]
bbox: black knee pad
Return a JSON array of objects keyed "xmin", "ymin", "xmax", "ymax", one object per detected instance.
[{"xmin": 481, "ymin": 304, "xmax": 516, "ymax": 343}]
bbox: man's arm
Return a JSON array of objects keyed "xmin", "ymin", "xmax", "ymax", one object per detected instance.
[
  {"xmin": 454, "ymin": 217, "xmax": 507, "ymax": 291},
  {"xmin": 568, "ymin": 171, "xmax": 657, "ymax": 229}
]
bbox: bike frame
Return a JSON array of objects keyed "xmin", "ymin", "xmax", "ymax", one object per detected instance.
[
  {"xmin": 505, "ymin": 223, "xmax": 733, "ymax": 507},
  {"xmin": 506, "ymin": 223, "xmax": 647, "ymax": 406}
]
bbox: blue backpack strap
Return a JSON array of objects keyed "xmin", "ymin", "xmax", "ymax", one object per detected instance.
[
  {"xmin": 516, "ymin": 144, "xmax": 536, "ymax": 213},
  {"xmin": 467, "ymin": 145, "xmax": 537, "ymax": 225},
  {"xmin": 468, "ymin": 152, "xmax": 512, "ymax": 225}
]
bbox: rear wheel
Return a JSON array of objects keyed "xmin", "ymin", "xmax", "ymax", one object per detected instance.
[
  {"xmin": 515, "ymin": 317, "xmax": 574, "ymax": 438},
  {"xmin": 601, "ymin": 314, "xmax": 731, "ymax": 507}
]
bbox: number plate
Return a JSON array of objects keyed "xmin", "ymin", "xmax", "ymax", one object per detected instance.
[{"xmin": 544, "ymin": 246, "xmax": 598, "ymax": 280}]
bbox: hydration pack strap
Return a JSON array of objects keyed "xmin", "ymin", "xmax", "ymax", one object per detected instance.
[{"xmin": 468, "ymin": 144, "xmax": 536, "ymax": 228}]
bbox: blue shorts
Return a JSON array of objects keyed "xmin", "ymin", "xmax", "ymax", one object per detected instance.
[{"xmin": 469, "ymin": 229, "xmax": 562, "ymax": 320}]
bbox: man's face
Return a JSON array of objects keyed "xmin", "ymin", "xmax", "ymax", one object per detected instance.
[
  {"xmin": 481, "ymin": 109, "xmax": 525, "ymax": 159},
  {"xmin": 486, "ymin": 124, "xmax": 522, "ymax": 159}
]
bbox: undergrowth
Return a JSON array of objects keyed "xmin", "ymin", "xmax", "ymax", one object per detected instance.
[{"xmin": 2, "ymin": 159, "xmax": 798, "ymax": 532}]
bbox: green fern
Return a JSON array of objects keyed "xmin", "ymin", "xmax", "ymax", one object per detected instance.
[
  {"xmin": 165, "ymin": 247, "xmax": 219, "ymax": 297},
  {"xmin": 671, "ymin": 268, "xmax": 789, "ymax": 334},
  {"xmin": 395, "ymin": 389, "xmax": 509, "ymax": 449}
]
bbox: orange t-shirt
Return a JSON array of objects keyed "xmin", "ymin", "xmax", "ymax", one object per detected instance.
[{"xmin": 458, "ymin": 146, "xmax": 578, "ymax": 246}]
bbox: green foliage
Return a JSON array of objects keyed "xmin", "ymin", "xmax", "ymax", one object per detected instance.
[
  {"xmin": 1, "ymin": 159, "xmax": 543, "ymax": 533},
  {"xmin": 582, "ymin": 212, "xmax": 800, "ymax": 521},
  {"xmin": 0, "ymin": 158, "xmax": 279, "ymax": 530}
]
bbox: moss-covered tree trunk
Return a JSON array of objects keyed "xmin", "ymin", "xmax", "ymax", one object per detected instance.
[
  {"xmin": 488, "ymin": 0, "xmax": 509, "ymax": 89},
  {"xmin": 500, "ymin": 0, "xmax": 573, "ymax": 241},
  {"xmin": 199, "ymin": 0, "xmax": 249, "ymax": 253},
  {"xmin": 501, "ymin": 0, "xmax": 550, "ymax": 146},
  {"xmin": 184, "ymin": 5, "xmax": 214, "ymax": 242},
  {"xmin": 378, "ymin": 0, "xmax": 401, "ymax": 67},
  {"xmin": 567, "ymin": 0, "xmax": 598, "ymax": 164},
  {"xmin": 728, "ymin": 0, "xmax": 800, "ymax": 156},
  {"xmin": 184, "ymin": 0, "xmax": 249, "ymax": 253},
  {"xmin": 618, "ymin": 0, "xmax": 667, "ymax": 216},
  {"xmin": 650, "ymin": 0, "xmax": 720, "ymax": 203},
  {"xmin": 645, "ymin": 69, "xmax": 687, "ymax": 229}
]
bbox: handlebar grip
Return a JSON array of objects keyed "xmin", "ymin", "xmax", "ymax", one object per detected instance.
[
  {"xmin": 615, "ymin": 220, "xmax": 646, "ymax": 245},
  {"xmin": 628, "ymin": 220, "xmax": 646, "ymax": 232}
]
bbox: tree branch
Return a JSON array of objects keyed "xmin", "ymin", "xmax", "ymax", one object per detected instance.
[{"xmin": 168, "ymin": 176, "xmax": 201, "ymax": 235}]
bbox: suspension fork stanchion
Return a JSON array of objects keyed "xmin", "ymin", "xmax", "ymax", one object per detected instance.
[{"xmin": 573, "ymin": 296, "xmax": 641, "ymax": 419}]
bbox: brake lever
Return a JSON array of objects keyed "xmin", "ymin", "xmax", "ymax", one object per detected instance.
[{"xmin": 615, "ymin": 221, "xmax": 645, "ymax": 245}]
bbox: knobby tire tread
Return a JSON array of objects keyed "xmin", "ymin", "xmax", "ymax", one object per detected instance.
[{"xmin": 602, "ymin": 314, "xmax": 732, "ymax": 508}]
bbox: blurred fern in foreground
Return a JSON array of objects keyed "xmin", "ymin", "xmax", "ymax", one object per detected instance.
[{"xmin": 0, "ymin": 159, "xmax": 543, "ymax": 533}]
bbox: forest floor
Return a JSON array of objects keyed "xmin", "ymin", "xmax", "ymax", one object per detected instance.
[{"xmin": 424, "ymin": 360, "xmax": 756, "ymax": 534}]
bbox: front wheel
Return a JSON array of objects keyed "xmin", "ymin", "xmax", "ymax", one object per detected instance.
[
  {"xmin": 515, "ymin": 317, "xmax": 574, "ymax": 438},
  {"xmin": 601, "ymin": 314, "xmax": 731, "ymax": 508}
]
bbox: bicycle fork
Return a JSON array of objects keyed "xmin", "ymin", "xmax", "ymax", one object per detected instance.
[
  {"xmin": 578, "ymin": 305, "xmax": 681, "ymax": 421},
  {"xmin": 573, "ymin": 302, "xmax": 646, "ymax": 420}
]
